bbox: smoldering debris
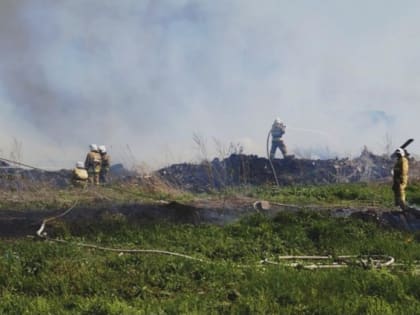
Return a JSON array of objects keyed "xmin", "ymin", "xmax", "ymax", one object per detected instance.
[
  {"xmin": 1, "ymin": 148, "xmax": 420, "ymax": 192},
  {"xmin": 158, "ymin": 149, "xmax": 420, "ymax": 192}
]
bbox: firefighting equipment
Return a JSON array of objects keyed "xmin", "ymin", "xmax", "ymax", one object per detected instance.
[
  {"xmin": 98, "ymin": 145, "xmax": 106, "ymax": 153},
  {"xmin": 395, "ymin": 148, "xmax": 405, "ymax": 156},
  {"xmin": 89, "ymin": 144, "xmax": 98, "ymax": 152}
]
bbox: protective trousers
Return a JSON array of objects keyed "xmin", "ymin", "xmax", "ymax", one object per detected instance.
[
  {"xmin": 270, "ymin": 139, "xmax": 287, "ymax": 159},
  {"xmin": 392, "ymin": 182, "xmax": 407, "ymax": 209},
  {"xmin": 99, "ymin": 168, "xmax": 109, "ymax": 184},
  {"xmin": 88, "ymin": 171, "xmax": 100, "ymax": 185},
  {"xmin": 392, "ymin": 156, "xmax": 409, "ymax": 210}
]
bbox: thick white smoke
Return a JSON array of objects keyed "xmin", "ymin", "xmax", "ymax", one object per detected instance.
[{"xmin": 1, "ymin": 0, "xmax": 420, "ymax": 169}]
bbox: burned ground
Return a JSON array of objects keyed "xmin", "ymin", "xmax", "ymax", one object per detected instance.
[
  {"xmin": 1, "ymin": 197, "xmax": 420, "ymax": 239},
  {"xmin": 158, "ymin": 149, "xmax": 420, "ymax": 192},
  {"xmin": 0, "ymin": 197, "xmax": 256, "ymax": 238},
  {"xmin": 1, "ymin": 149, "xmax": 420, "ymax": 192},
  {"xmin": 1, "ymin": 149, "xmax": 420, "ymax": 237}
]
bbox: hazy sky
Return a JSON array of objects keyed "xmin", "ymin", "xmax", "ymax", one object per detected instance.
[{"xmin": 1, "ymin": 0, "xmax": 420, "ymax": 169}]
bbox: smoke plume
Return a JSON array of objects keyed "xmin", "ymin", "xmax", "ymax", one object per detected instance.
[{"xmin": 1, "ymin": 0, "xmax": 420, "ymax": 169}]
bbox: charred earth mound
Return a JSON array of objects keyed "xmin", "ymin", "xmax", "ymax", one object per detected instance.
[
  {"xmin": 158, "ymin": 149, "xmax": 420, "ymax": 192},
  {"xmin": 2, "ymin": 149, "xmax": 420, "ymax": 193}
]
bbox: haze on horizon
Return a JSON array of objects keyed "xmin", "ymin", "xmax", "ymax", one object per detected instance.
[{"xmin": 1, "ymin": 0, "xmax": 420, "ymax": 170}]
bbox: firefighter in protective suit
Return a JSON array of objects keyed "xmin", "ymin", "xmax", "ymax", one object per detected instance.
[
  {"xmin": 270, "ymin": 118, "xmax": 288, "ymax": 159},
  {"xmin": 72, "ymin": 161, "xmax": 88, "ymax": 187},
  {"xmin": 98, "ymin": 145, "xmax": 111, "ymax": 184},
  {"xmin": 84, "ymin": 144, "xmax": 102, "ymax": 185},
  {"xmin": 392, "ymin": 148, "xmax": 409, "ymax": 210}
]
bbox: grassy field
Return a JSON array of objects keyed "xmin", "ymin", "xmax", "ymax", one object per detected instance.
[{"xmin": 1, "ymin": 181, "xmax": 420, "ymax": 314}]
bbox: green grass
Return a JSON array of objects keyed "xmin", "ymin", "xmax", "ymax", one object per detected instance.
[
  {"xmin": 234, "ymin": 181, "xmax": 420, "ymax": 209},
  {"xmin": 1, "ymin": 181, "xmax": 420, "ymax": 314},
  {"xmin": 247, "ymin": 182, "xmax": 391, "ymax": 206},
  {"xmin": 1, "ymin": 210, "xmax": 420, "ymax": 314}
]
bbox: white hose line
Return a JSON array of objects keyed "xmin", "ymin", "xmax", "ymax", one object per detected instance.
[
  {"xmin": 43, "ymin": 237, "xmax": 204, "ymax": 262},
  {"xmin": 0, "ymin": 156, "xmax": 47, "ymax": 171},
  {"xmin": 266, "ymin": 129, "xmax": 280, "ymax": 186},
  {"xmin": 262, "ymin": 255, "xmax": 395, "ymax": 269},
  {"xmin": 251, "ymin": 203, "xmax": 395, "ymax": 269}
]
